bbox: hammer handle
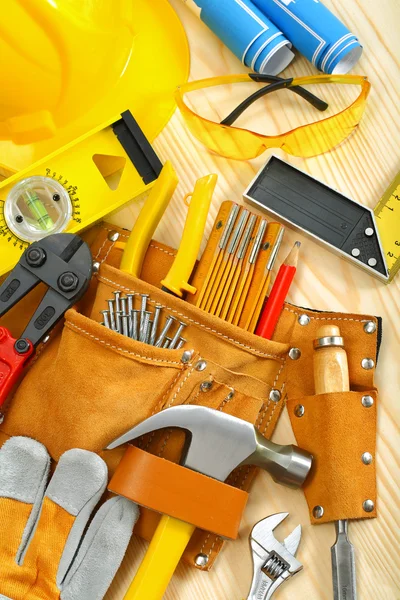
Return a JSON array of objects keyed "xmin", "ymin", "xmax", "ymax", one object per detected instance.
[{"xmin": 124, "ymin": 515, "xmax": 195, "ymax": 600}]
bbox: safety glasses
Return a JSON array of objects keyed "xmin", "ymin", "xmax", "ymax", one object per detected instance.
[{"xmin": 175, "ymin": 74, "xmax": 370, "ymax": 159}]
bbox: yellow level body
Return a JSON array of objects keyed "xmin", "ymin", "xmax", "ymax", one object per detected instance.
[
  {"xmin": 0, "ymin": 115, "xmax": 158, "ymax": 277},
  {"xmin": 374, "ymin": 171, "xmax": 400, "ymax": 282}
]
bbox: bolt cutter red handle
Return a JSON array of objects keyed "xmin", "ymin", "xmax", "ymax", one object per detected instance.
[
  {"xmin": 0, "ymin": 233, "xmax": 92, "ymax": 420},
  {"xmin": 0, "ymin": 328, "xmax": 34, "ymax": 412}
]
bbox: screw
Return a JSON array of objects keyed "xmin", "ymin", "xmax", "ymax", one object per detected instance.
[
  {"xmin": 150, "ymin": 305, "xmax": 162, "ymax": 346},
  {"xmin": 16, "ymin": 215, "xmax": 23, "ymax": 223},
  {"xmin": 169, "ymin": 321, "xmax": 187, "ymax": 349},
  {"xmin": 58, "ymin": 272, "xmax": 79, "ymax": 292},
  {"xmin": 26, "ymin": 247, "xmax": 46, "ymax": 267},
  {"xmin": 107, "ymin": 300, "xmax": 116, "ymax": 330},
  {"xmin": 155, "ymin": 315, "xmax": 176, "ymax": 347}
]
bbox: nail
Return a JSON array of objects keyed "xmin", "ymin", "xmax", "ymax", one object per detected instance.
[
  {"xmin": 107, "ymin": 300, "xmax": 116, "ymax": 330},
  {"xmin": 146, "ymin": 321, "xmax": 153, "ymax": 344},
  {"xmin": 121, "ymin": 314, "xmax": 129, "ymax": 337},
  {"xmin": 115, "ymin": 311, "xmax": 122, "ymax": 333},
  {"xmin": 140, "ymin": 312, "xmax": 151, "ymax": 343},
  {"xmin": 163, "ymin": 337, "xmax": 172, "ymax": 349},
  {"xmin": 155, "ymin": 315, "xmax": 176, "ymax": 348},
  {"xmin": 102, "ymin": 310, "xmax": 111, "ymax": 329},
  {"xmin": 113, "ymin": 291, "xmax": 121, "ymax": 313},
  {"xmin": 130, "ymin": 310, "xmax": 139, "ymax": 340},
  {"xmin": 139, "ymin": 294, "xmax": 149, "ymax": 339},
  {"xmin": 169, "ymin": 321, "xmax": 187, "ymax": 349},
  {"xmin": 176, "ymin": 338, "xmax": 187, "ymax": 350},
  {"xmin": 120, "ymin": 296, "xmax": 127, "ymax": 316},
  {"xmin": 150, "ymin": 305, "xmax": 162, "ymax": 346}
]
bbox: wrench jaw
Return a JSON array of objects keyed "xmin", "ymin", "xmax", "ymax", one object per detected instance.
[{"xmin": 247, "ymin": 513, "xmax": 303, "ymax": 600}]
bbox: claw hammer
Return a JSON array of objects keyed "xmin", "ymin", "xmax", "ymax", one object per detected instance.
[{"xmin": 107, "ymin": 405, "xmax": 313, "ymax": 599}]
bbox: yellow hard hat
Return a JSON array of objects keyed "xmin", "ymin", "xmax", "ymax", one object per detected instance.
[{"xmin": 0, "ymin": 0, "xmax": 189, "ymax": 167}]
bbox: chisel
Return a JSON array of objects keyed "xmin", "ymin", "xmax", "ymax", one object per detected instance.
[{"xmin": 313, "ymin": 325, "xmax": 357, "ymax": 600}]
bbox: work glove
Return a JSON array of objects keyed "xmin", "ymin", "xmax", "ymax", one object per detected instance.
[{"xmin": 0, "ymin": 436, "xmax": 139, "ymax": 600}]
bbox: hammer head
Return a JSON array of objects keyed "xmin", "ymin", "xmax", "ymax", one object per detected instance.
[
  {"xmin": 107, "ymin": 405, "xmax": 256, "ymax": 481},
  {"xmin": 107, "ymin": 405, "xmax": 312, "ymax": 487}
]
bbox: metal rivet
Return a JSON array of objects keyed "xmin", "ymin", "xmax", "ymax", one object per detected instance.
[
  {"xmin": 298, "ymin": 314, "xmax": 310, "ymax": 326},
  {"xmin": 200, "ymin": 381, "xmax": 213, "ymax": 392},
  {"xmin": 92, "ymin": 261, "xmax": 101, "ymax": 273},
  {"xmin": 181, "ymin": 350, "xmax": 193, "ymax": 364},
  {"xmin": 361, "ymin": 395, "xmax": 374, "ymax": 408},
  {"xmin": 363, "ymin": 321, "xmax": 376, "ymax": 334},
  {"xmin": 362, "ymin": 452, "xmax": 373, "ymax": 465},
  {"xmin": 289, "ymin": 347, "xmax": 301, "ymax": 360},
  {"xmin": 42, "ymin": 335, "xmax": 50, "ymax": 345},
  {"xmin": 226, "ymin": 390, "xmax": 235, "ymax": 401},
  {"xmin": 351, "ymin": 248, "xmax": 361, "ymax": 257},
  {"xmin": 269, "ymin": 389, "xmax": 281, "ymax": 403},
  {"xmin": 107, "ymin": 230, "xmax": 120, "ymax": 242},
  {"xmin": 365, "ymin": 227, "xmax": 374, "ymax": 237},
  {"xmin": 294, "ymin": 404, "xmax": 305, "ymax": 418},
  {"xmin": 195, "ymin": 360, "xmax": 207, "ymax": 372},
  {"xmin": 216, "ymin": 220, "xmax": 223, "ymax": 230},
  {"xmin": 313, "ymin": 505, "xmax": 324, "ymax": 519},
  {"xmin": 368, "ymin": 257, "xmax": 377, "ymax": 267},
  {"xmin": 194, "ymin": 553, "xmax": 209, "ymax": 567},
  {"xmin": 362, "ymin": 358, "xmax": 375, "ymax": 370},
  {"xmin": 363, "ymin": 499, "xmax": 375, "ymax": 513}
]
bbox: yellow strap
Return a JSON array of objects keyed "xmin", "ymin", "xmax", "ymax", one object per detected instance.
[
  {"xmin": 161, "ymin": 173, "xmax": 217, "ymax": 297},
  {"xmin": 124, "ymin": 515, "xmax": 195, "ymax": 600},
  {"xmin": 120, "ymin": 161, "xmax": 178, "ymax": 277}
]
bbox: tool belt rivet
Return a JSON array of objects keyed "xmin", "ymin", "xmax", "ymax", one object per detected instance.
[
  {"xmin": 363, "ymin": 321, "xmax": 376, "ymax": 334},
  {"xmin": 298, "ymin": 314, "xmax": 310, "ymax": 326},
  {"xmin": 294, "ymin": 404, "xmax": 304, "ymax": 417},
  {"xmin": 362, "ymin": 500, "xmax": 374, "ymax": 513},
  {"xmin": 200, "ymin": 381, "xmax": 213, "ymax": 392},
  {"xmin": 181, "ymin": 350, "xmax": 193, "ymax": 364},
  {"xmin": 195, "ymin": 360, "xmax": 207, "ymax": 372},
  {"xmin": 313, "ymin": 505, "xmax": 324, "ymax": 519},
  {"xmin": 361, "ymin": 358, "xmax": 375, "ymax": 370},
  {"xmin": 289, "ymin": 347, "xmax": 301, "ymax": 360},
  {"xmin": 361, "ymin": 395, "xmax": 374, "ymax": 408},
  {"xmin": 194, "ymin": 553, "xmax": 209, "ymax": 567},
  {"xmin": 107, "ymin": 230, "xmax": 120, "ymax": 242},
  {"xmin": 269, "ymin": 389, "xmax": 281, "ymax": 403},
  {"xmin": 361, "ymin": 452, "xmax": 373, "ymax": 465}
]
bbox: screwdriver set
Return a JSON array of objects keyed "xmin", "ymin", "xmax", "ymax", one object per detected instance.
[
  {"xmin": 188, "ymin": 201, "xmax": 284, "ymax": 332},
  {"xmin": 100, "ymin": 291, "xmax": 187, "ymax": 349}
]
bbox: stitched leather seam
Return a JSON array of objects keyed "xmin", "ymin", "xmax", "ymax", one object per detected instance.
[
  {"xmin": 149, "ymin": 243, "xmax": 177, "ymax": 257},
  {"xmin": 98, "ymin": 275, "xmax": 285, "ymax": 360},
  {"xmin": 284, "ymin": 307, "xmax": 370, "ymax": 322},
  {"xmin": 66, "ymin": 322, "xmax": 182, "ymax": 366}
]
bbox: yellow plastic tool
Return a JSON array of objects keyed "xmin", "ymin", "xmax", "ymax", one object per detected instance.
[
  {"xmin": 0, "ymin": 0, "xmax": 189, "ymax": 171},
  {"xmin": 161, "ymin": 174, "xmax": 218, "ymax": 297},
  {"xmin": 124, "ymin": 517, "xmax": 195, "ymax": 600},
  {"xmin": 119, "ymin": 162, "xmax": 179, "ymax": 277}
]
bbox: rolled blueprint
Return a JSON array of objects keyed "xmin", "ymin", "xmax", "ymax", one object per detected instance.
[
  {"xmin": 251, "ymin": 0, "xmax": 363, "ymax": 74},
  {"xmin": 182, "ymin": 0, "xmax": 294, "ymax": 75}
]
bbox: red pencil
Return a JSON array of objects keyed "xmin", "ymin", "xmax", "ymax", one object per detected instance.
[{"xmin": 255, "ymin": 241, "xmax": 301, "ymax": 339}]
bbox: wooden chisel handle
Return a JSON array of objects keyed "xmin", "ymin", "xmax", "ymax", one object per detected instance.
[
  {"xmin": 313, "ymin": 325, "xmax": 350, "ymax": 394},
  {"xmin": 123, "ymin": 515, "xmax": 195, "ymax": 600}
]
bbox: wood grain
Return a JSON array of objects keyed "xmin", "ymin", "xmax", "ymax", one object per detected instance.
[{"xmin": 107, "ymin": 1, "xmax": 400, "ymax": 598}]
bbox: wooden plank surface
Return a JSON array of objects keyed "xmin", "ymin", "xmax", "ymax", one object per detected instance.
[{"xmin": 107, "ymin": 1, "xmax": 400, "ymax": 598}]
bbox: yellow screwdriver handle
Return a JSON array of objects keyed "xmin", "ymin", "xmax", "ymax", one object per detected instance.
[
  {"xmin": 124, "ymin": 515, "xmax": 195, "ymax": 600},
  {"xmin": 161, "ymin": 173, "xmax": 217, "ymax": 297},
  {"xmin": 120, "ymin": 161, "xmax": 179, "ymax": 277}
]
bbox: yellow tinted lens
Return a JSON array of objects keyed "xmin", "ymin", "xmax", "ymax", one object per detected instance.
[
  {"xmin": 182, "ymin": 109, "xmax": 264, "ymax": 160},
  {"xmin": 282, "ymin": 94, "xmax": 367, "ymax": 157}
]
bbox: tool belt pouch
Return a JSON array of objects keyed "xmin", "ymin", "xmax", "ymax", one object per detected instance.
[{"xmin": 0, "ymin": 223, "xmax": 381, "ymax": 570}]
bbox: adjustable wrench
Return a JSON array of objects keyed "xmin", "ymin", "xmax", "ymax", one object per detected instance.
[{"xmin": 247, "ymin": 512, "xmax": 303, "ymax": 600}]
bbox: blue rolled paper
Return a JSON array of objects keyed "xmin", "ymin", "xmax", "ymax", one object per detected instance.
[
  {"xmin": 188, "ymin": 0, "xmax": 294, "ymax": 74},
  {"xmin": 251, "ymin": 0, "xmax": 363, "ymax": 73}
]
